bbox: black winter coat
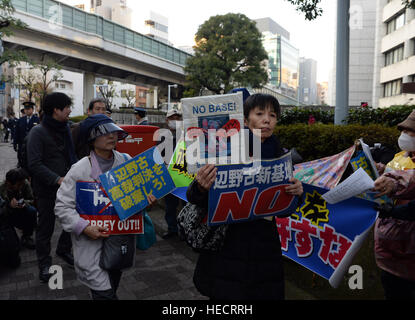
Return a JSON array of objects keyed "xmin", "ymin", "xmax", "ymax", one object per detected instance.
[
  {"xmin": 187, "ymin": 134, "xmax": 287, "ymax": 300},
  {"xmin": 27, "ymin": 123, "xmax": 72, "ymax": 199}
]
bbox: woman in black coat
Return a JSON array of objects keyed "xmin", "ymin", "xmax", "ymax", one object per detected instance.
[{"xmin": 186, "ymin": 94, "xmax": 303, "ymax": 300}]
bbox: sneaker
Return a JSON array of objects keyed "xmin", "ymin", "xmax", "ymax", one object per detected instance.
[{"xmin": 21, "ymin": 235, "xmax": 35, "ymax": 250}]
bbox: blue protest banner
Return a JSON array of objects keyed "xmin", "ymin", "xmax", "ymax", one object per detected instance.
[
  {"xmin": 207, "ymin": 153, "xmax": 298, "ymax": 226},
  {"xmin": 276, "ymin": 183, "xmax": 378, "ymax": 288},
  {"xmin": 100, "ymin": 146, "xmax": 176, "ymax": 221}
]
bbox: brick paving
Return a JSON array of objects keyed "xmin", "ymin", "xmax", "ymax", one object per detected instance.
[{"xmin": 0, "ymin": 141, "xmax": 315, "ymax": 300}]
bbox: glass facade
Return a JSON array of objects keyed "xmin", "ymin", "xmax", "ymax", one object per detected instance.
[{"xmin": 262, "ymin": 32, "xmax": 299, "ymax": 101}]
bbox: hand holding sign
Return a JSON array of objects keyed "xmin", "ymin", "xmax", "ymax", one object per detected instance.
[
  {"xmin": 196, "ymin": 164, "xmax": 217, "ymax": 192},
  {"xmin": 83, "ymin": 225, "xmax": 110, "ymax": 240}
]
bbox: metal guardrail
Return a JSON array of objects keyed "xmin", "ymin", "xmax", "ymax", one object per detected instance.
[{"xmin": 11, "ymin": 0, "xmax": 191, "ymax": 66}]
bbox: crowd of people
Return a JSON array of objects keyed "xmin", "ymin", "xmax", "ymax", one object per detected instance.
[{"xmin": 0, "ymin": 90, "xmax": 414, "ymax": 300}]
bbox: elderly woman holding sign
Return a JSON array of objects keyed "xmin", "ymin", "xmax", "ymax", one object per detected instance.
[
  {"xmin": 55, "ymin": 114, "xmax": 156, "ymax": 300},
  {"xmin": 185, "ymin": 93, "xmax": 303, "ymax": 300}
]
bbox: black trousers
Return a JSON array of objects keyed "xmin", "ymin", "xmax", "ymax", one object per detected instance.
[
  {"xmin": 35, "ymin": 197, "xmax": 72, "ymax": 268},
  {"xmin": 8, "ymin": 205, "xmax": 37, "ymax": 237},
  {"xmin": 381, "ymin": 269, "xmax": 415, "ymax": 300},
  {"xmin": 164, "ymin": 193, "xmax": 182, "ymax": 233},
  {"xmin": 90, "ymin": 270, "xmax": 122, "ymax": 300}
]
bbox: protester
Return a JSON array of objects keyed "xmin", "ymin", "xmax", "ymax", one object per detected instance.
[
  {"xmin": 71, "ymin": 98, "xmax": 108, "ymax": 159},
  {"xmin": 134, "ymin": 107, "xmax": 148, "ymax": 125},
  {"xmin": 14, "ymin": 102, "xmax": 39, "ymax": 167},
  {"xmin": 162, "ymin": 108, "xmax": 183, "ymax": 239},
  {"xmin": 26, "ymin": 92, "xmax": 77, "ymax": 283},
  {"xmin": 54, "ymin": 114, "xmax": 156, "ymax": 300},
  {"xmin": 186, "ymin": 93, "xmax": 303, "ymax": 300},
  {"xmin": 2, "ymin": 117, "xmax": 10, "ymax": 142},
  {"xmin": 8, "ymin": 113, "xmax": 17, "ymax": 145},
  {"xmin": 0, "ymin": 168, "xmax": 37, "ymax": 249},
  {"xmin": 372, "ymin": 110, "xmax": 415, "ymax": 299}
]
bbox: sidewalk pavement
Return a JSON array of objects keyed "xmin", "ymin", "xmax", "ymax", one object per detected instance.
[{"xmin": 0, "ymin": 141, "xmax": 315, "ymax": 300}]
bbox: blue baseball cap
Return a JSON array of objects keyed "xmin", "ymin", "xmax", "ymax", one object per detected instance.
[
  {"xmin": 134, "ymin": 107, "xmax": 147, "ymax": 114},
  {"xmin": 80, "ymin": 114, "xmax": 127, "ymax": 142},
  {"xmin": 228, "ymin": 88, "xmax": 251, "ymax": 102}
]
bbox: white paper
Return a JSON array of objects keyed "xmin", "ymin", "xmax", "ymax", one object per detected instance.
[
  {"xmin": 328, "ymin": 214, "xmax": 378, "ymax": 288},
  {"xmin": 322, "ymin": 168, "xmax": 375, "ymax": 204},
  {"xmin": 359, "ymin": 138, "xmax": 379, "ymax": 178}
]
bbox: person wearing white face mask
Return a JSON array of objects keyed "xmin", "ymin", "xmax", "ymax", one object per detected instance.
[
  {"xmin": 162, "ymin": 109, "xmax": 184, "ymax": 239},
  {"xmin": 372, "ymin": 110, "xmax": 415, "ymax": 299}
]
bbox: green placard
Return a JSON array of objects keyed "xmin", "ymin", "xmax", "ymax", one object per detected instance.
[{"xmin": 168, "ymin": 140, "xmax": 196, "ymax": 187}]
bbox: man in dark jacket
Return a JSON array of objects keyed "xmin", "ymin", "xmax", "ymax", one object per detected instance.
[
  {"xmin": 0, "ymin": 168, "xmax": 37, "ymax": 249},
  {"xmin": 14, "ymin": 102, "xmax": 39, "ymax": 167},
  {"xmin": 134, "ymin": 107, "xmax": 148, "ymax": 125},
  {"xmin": 71, "ymin": 98, "xmax": 107, "ymax": 159},
  {"xmin": 27, "ymin": 92, "xmax": 78, "ymax": 283},
  {"xmin": 8, "ymin": 113, "xmax": 17, "ymax": 145}
]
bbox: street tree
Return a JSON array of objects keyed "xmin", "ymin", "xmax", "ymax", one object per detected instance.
[
  {"xmin": 184, "ymin": 13, "xmax": 268, "ymax": 95},
  {"xmin": 123, "ymin": 89, "xmax": 136, "ymax": 108},
  {"xmin": 284, "ymin": 0, "xmax": 323, "ymax": 21},
  {"xmin": 96, "ymin": 79, "xmax": 118, "ymax": 111},
  {"xmin": 0, "ymin": 0, "xmax": 27, "ymax": 66}
]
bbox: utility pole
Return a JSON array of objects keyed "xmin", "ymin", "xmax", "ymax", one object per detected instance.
[
  {"xmin": 334, "ymin": 0, "xmax": 350, "ymax": 125},
  {"xmin": 0, "ymin": 38, "xmax": 4, "ymax": 117}
]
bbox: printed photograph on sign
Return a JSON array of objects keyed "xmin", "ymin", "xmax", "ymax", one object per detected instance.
[{"xmin": 181, "ymin": 92, "xmax": 245, "ymax": 173}]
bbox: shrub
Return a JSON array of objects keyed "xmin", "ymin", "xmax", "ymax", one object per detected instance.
[
  {"xmin": 275, "ymin": 123, "xmax": 399, "ymax": 161},
  {"xmin": 280, "ymin": 105, "xmax": 415, "ymax": 127},
  {"xmin": 70, "ymin": 115, "xmax": 87, "ymax": 123}
]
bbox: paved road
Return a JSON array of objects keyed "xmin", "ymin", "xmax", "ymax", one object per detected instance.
[{"xmin": 0, "ymin": 141, "xmax": 315, "ymax": 300}]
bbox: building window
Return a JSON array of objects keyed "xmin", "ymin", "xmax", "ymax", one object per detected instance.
[
  {"xmin": 385, "ymin": 45, "xmax": 404, "ymax": 66},
  {"xmin": 387, "ymin": 12, "xmax": 406, "ymax": 34},
  {"xmin": 384, "ymin": 78, "xmax": 402, "ymax": 97}
]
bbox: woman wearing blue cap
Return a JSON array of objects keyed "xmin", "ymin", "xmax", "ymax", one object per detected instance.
[{"xmin": 54, "ymin": 114, "xmax": 156, "ymax": 300}]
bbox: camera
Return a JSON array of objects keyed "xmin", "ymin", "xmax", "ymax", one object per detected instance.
[{"xmin": 17, "ymin": 199, "xmax": 24, "ymax": 206}]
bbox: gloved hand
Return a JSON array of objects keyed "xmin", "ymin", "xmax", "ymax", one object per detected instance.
[{"xmin": 374, "ymin": 203, "xmax": 395, "ymax": 219}]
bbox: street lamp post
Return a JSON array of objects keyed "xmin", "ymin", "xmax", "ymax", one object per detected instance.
[{"xmin": 168, "ymin": 84, "xmax": 178, "ymax": 110}]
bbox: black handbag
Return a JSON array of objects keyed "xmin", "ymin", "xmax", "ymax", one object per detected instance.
[
  {"xmin": 99, "ymin": 234, "xmax": 135, "ymax": 270},
  {"xmin": 177, "ymin": 203, "xmax": 228, "ymax": 252}
]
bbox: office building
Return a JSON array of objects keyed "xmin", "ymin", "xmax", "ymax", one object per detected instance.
[{"xmin": 299, "ymin": 57, "xmax": 318, "ymax": 105}]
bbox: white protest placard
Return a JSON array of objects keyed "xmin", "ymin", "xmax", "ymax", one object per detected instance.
[
  {"xmin": 181, "ymin": 92, "xmax": 246, "ymax": 173},
  {"xmin": 359, "ymin": 138, "xmax": 379, "ymax": 178},
  {"xmin": 322, "ymin": 168, "xmax": 375, "ymax": 204}
]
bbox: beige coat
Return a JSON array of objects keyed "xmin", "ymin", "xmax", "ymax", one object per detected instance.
[{"xmin": 54, "ymin": 151, "xmax": 132, "ymax": 291}]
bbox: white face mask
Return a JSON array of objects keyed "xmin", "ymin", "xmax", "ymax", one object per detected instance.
[
  {"xmin": 168, "ymin": 120, "xmax": 182, "ymax": 130},
  {"xmin": 398, "ymin": 132, "xmax": 415, "ymax": 151}
]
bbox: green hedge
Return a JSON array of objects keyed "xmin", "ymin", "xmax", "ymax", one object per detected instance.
[
  {"xmin": 70, "ymin": 115, "xmax": 87, "ymax": 123},
  {"xmin": 275, "ymin": 123, "xmax": 400, "ymax": 161},
  {"xmin": 279, "ymin": 105, "xmax": 415, "ymax": 127}
]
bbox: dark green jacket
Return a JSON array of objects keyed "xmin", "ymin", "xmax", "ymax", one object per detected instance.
[{"xmin": 0, "ymin": 180, "xmax": 34, "ymax": 223}]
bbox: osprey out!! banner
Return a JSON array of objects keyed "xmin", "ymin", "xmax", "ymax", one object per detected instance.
[
  {"xmin": 76, "ymin": 181, "xmax": 143, "ymax": 235},
  {"xmin": 276, "ymin": 183, "xmax": 378, "ymax": 288},
  {"xmin": 207, "ymin": 153, "xmax": 299, "ymax": 226},
  {"xmin": 100, "ymin": 147, "xmax": 176, "ymax": 221}
]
